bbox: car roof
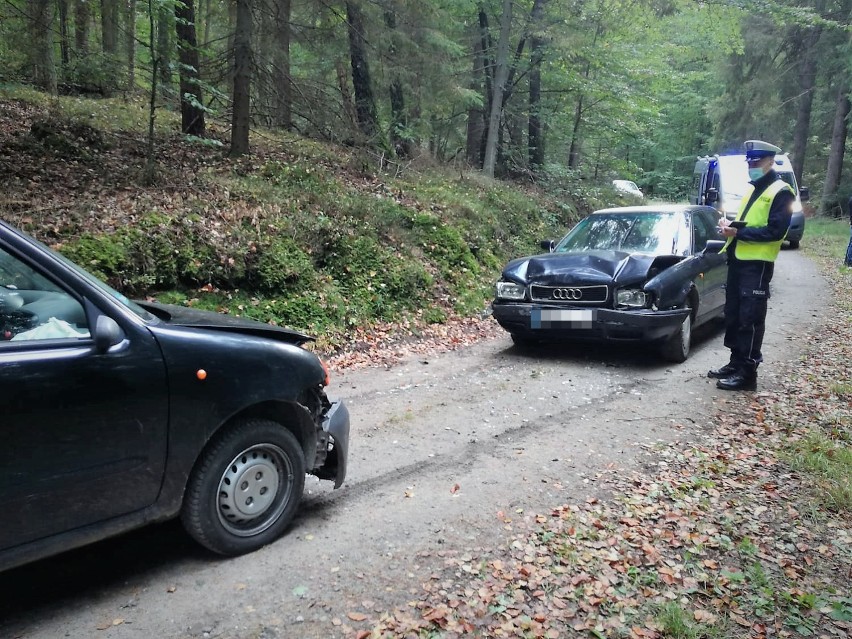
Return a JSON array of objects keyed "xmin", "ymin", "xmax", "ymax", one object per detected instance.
[{"xmin": 591, "ymin": 204, "xmax": 715, "ymax": 215}]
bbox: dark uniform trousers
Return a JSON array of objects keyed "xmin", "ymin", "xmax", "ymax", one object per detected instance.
[{"xmin": 723, "ymin": 258, "xmax": 774, "ymax": 378}]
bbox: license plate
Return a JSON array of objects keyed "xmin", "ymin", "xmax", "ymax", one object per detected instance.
[{"xmin": 531, "ymin": 308, "xmax": 594, "ymax": 329}]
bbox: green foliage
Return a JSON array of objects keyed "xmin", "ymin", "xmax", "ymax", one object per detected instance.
[
  {"xmin": 786, "ymin": 431, "xmax": 852, "ymax": 513},
  {"xmin": 60, "ymin": 54, "xmax": 124, "ymax": 95},
  {"xmin": 60, "ymin": 234, "xmax": 128, "ymax": 280},
  {"xmin": 254, "ymin": 237, "xmax": 316, "ymax": 293}
]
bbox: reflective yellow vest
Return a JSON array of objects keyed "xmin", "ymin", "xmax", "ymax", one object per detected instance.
[{"xmin": 722, "ymin": 179, "xmax": 793, "ymax": 261}]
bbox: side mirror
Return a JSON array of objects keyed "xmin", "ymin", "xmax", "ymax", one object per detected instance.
[
  {"xmin": 799, "ymin": 186, "xmax": 809, "ymax": 202},
  {"xmin": 540, "ymin": 239, "xmax": 556, "ymax": 253},
  {"xmin": 705, "ymin": 188, "xmax": 719, "ymax": 204},
  {"xmin": 702, "ymin": 239, "xmax": 725, "ymax": 256},
  {"xmin": 94, "ymin": 315, "xmax": 125, "ymax": 353}
]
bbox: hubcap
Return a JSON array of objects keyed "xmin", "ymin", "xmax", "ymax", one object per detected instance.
[{"xmin": 217, "ymin": 444, "xmax": 293, "ymax": 537}]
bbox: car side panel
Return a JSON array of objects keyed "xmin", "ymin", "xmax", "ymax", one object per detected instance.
[{"xmin": 146, "ymin": 326, "xmax": 328, "ymax": 508}]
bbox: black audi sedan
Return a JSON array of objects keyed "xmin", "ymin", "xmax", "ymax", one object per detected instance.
[
  {"xmin": 492, "ymin": 205, "xmax": 727, "ymax": 362},
  {"xmin": 0, "ymin": 220, "xmax": 349, "ymax": 572}
]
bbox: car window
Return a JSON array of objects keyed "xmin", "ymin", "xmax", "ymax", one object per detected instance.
[
  {"xmin": 692, "ymin": 211, "xmax": 718, "ymax": 252},
  {"xmin": 0, "ymin": 247, "xmax": 90, "ymax": 342},
  {"xmin": 555, "ymin": 213, "xmax": 679, "ymax": 255}
]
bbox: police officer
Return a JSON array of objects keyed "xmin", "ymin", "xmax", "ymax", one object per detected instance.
[{"xmin": 708, "ymin": 140, "xmax": 794, "ymax": 391}]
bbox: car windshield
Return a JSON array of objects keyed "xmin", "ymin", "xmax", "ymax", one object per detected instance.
[{"xmin": 554, "ymin": 212, "xmax": 680, "ymax": 255}]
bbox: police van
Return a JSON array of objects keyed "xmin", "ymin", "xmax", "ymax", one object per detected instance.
[{"xmin": 691, "ymin": 153, "xmax": 809, "ymax": 248}]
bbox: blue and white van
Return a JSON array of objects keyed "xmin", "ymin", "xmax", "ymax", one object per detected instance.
[{"xmin": 691, "ymin": 153, "xmax": 808, "ymax": 248}]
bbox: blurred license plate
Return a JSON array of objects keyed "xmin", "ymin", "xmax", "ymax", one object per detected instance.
[{"xmin": 531, "ymin": 308, "xmax": 594, "ymax": 329}]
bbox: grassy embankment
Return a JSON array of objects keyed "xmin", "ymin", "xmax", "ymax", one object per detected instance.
[{"xmin": 0, "ymin": 85, "xmax": 609, "ymax": 353}]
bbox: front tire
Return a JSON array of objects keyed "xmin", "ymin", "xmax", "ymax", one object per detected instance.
[
  {"xmin": 181, "ymin": 418, "xmax": 306, "ymax": 556},
  {"xmin": 660, "ymin": 303, "xmax": 692, "ymax": 363}
]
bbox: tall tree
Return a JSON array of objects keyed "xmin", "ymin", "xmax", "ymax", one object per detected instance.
[
  {"xmin": 29, "ymin": 0, "xmax": 57, "ymax": 94},
  {"xmin": 465, "ymin": 22, "xmax": 486, "ymax": 166},
  {"xmin": 74, "ymin": 0, "xmax": 90, "ymax": 55},
  {"xmin": 483, "ymin": 0, "xmax": 513, "ymax": 177},
  {"xmin": 58, "ymin": 0, "xmax": 70, "ymax": 65},
  {"xmin": 273, "ymin": 0, "xmax": 292, "ymax": 129},
  {"xmin": 789, "ymin": 14, "xmax": 823, "ymax": 185},
  {"xmin": 230, "ymin": 0, "xmax": 252, "ymax": 156},
  {"xmin": 528, "ymin": 0, "xmax": 546, "ymax": 169},
  {"xmin": 383, "ymin": 2, "xmax": 411, "ymax": 157},
  {"xmin": 157, "ymin": 4, "xmax": 173, "ymax": 90},
  {"xmin": 101, "ymin": 0, "xmax": 119, "ymax": 54},
  {"xmin": 175, "ymin": 0, "xmax": 205, "ymax": 135},
  {"xmin": 126, "ymin": 0, "xmax": 137, "ymax": 88},
  {"xmin": 820, "ymin": 83, "xmax": 850, "ymax": 216},
  {"xmin": 346, "ymin": 0, "xmax": 379, "ymax": 141}
]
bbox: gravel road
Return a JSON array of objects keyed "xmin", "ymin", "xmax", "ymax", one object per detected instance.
[{"xmin": 0, "ymin": 248, "xmax": 827, "ymax": 639}]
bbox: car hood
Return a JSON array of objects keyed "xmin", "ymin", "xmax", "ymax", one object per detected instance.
[
  {"xmin": 503, "ymin": 250, "xmax": 659, "ymax": 286},
  {"xmin": 136, "ymin": 301, "xmax": 313, "ymax": 345}
]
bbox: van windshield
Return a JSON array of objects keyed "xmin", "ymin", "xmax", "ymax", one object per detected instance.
[{"xmin": 717, "ymin": 155, "xmax": 799, "ymax": 199}]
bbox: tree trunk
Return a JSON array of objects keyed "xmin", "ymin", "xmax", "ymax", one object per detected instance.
[
  {"xmin": 346, "ymin": 0, "xmax": 378, "ymax": 142},
  {"xmin": 175, "ymin": 0, "xmax": 205, "ymax": 136},
  {"xmin": 58, "ymin": 0, "xmax": 70, "ymax": 65},
  {"xmin": 567, "ymin": 94, "xmax": 583, "ymax": 169},
  {"xmin": 157, "ymin": 4, "xmax": 172, "ymax": 90},
  {"xmin": 384, "ymin": 4, "xmax": 410, "ymax": 157},
  {"xmin": 29, "ymin": 0, "xmax": 57, "ymax": 94},
  {"xmin": 477, "ymin": 5, "xmax": 493, "ymax": 166},
  {"xmin": 126, "ymin": 0, "xmax": 137, "ymax": 89},
  {"xmin": 273, "ymin": 0, "xmax": 292, "ymax": 129},
  {"xmin": 101, "ymin": 0, "xmax": 118, "ymax": 54},
  {"xmin": 482, "ymin": 0, "xmax": 512, "ymax": 178},
  {"xmin": 144, "ymin": 0, "xmax": 158, "ymax": 185},
  {"xmin": 74, "ymin": 0, "xmax": 90, "ymax": 55},
  {"xmin": 229, "ymin": 0, "xmax": 252, "ymax": 156},
  {"xmin": 790, "ymin": 23, "xmax": 822, "ymax": 185},
  {"xmin": 465, "ymin": 28, "xmax": 485, "ymax": 166},
  {"xmin": 528, "ymin": 0, "xmax": 546, "ymax": 169},
  {"xmin": 820, "ymin": 84, "xmax": 850, "ymax": 217}
]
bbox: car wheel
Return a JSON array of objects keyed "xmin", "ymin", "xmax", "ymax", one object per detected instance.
[
  {"xmin": 181, "ymin": 418, "xmax": 306, "ymax": 556},
  {"xmin": 660, "ymin": 304, "xmax": 692, "ymax": 363},
  {"xmin": 788, "ymin": 239, "xmax": 800, "ymax": 249}
]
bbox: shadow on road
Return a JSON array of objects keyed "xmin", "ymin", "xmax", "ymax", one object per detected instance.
[
  {"xmin": 496, "ymin": 319, "xmax": 724, "ymax": 367},
  {"xmin": 0, "ymin": 521, "xmax": 202, "ymax": 622}
]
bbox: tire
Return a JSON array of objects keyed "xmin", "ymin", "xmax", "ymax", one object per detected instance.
[
  {"xmin": 181, "ymin": 418, "xmax": 306, "ymax": 556},
  {"xmin": 788, "ymin": 239, "xmax": 800, "ymax": 249},
  {"xmin": 660, "ymin": 302, "xmax": 692, "ymax": 363}
]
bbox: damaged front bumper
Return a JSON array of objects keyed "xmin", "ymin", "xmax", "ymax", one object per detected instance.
[{"xmin": 492, "ymin": 302, "xmax": 689, "ymax": 343}]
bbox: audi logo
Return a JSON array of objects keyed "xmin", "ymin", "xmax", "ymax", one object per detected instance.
[{"xmin": 551, "ymin": 288, "xmax": 583, "ymax": 300}]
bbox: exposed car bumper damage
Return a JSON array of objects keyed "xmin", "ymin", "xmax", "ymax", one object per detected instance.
[
  {"xmin": 492, "ymin": 302, "xmax": 690, "ymax": 343},
  {"xmin": 320, "ymin": 399, "xmax": 350, "ymax": 488}
]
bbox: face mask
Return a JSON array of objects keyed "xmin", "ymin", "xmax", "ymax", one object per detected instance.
[{"xmin": 748, "ymin": 167, "xmax": 765, "ymax": 181}]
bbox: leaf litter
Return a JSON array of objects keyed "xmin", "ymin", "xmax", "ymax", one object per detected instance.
[{"xmin": 341, "ymin": 263, "xmax": 852, "ymax": 637}]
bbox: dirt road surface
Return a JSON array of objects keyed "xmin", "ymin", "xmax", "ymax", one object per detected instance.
[{"xmin": 0, "ymin": 249, "xmax": 828, "ymax": 639}]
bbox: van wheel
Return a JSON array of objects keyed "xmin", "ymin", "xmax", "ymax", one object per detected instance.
[{"xmin": 181, "ymin": 419, "xmax": 305, "ymax": 556}]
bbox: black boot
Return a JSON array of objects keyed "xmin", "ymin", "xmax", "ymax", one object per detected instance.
[
  {"xmin": 708, "ymin": 363, "xmax": 738, "ymax": 379},
  {"xmin": 716, "ymin": 373, "xmax": 757, "ymax": 391}
]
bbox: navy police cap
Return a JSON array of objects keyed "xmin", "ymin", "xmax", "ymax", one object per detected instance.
[{"xmin": 744, "ymin": 139, "xmax": 782, "ymax": 159}]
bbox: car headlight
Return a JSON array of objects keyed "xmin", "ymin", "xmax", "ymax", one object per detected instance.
[
  {"xmin": 616, "ymin": 288, "xmax": 650, "ymax": 308},
  {"xmin": 496, "ymin": 281, "xmax": 526, "ymax": 301}
]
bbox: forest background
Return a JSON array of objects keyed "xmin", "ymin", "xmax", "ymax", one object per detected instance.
[{"xmin": 0, "ymin": 0, "xmax": 850, "ymax": 348}]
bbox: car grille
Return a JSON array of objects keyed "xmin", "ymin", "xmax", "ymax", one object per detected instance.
[{"xmin": 529, "ymin": 284, "xmax": 609, "ymax": 305}]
